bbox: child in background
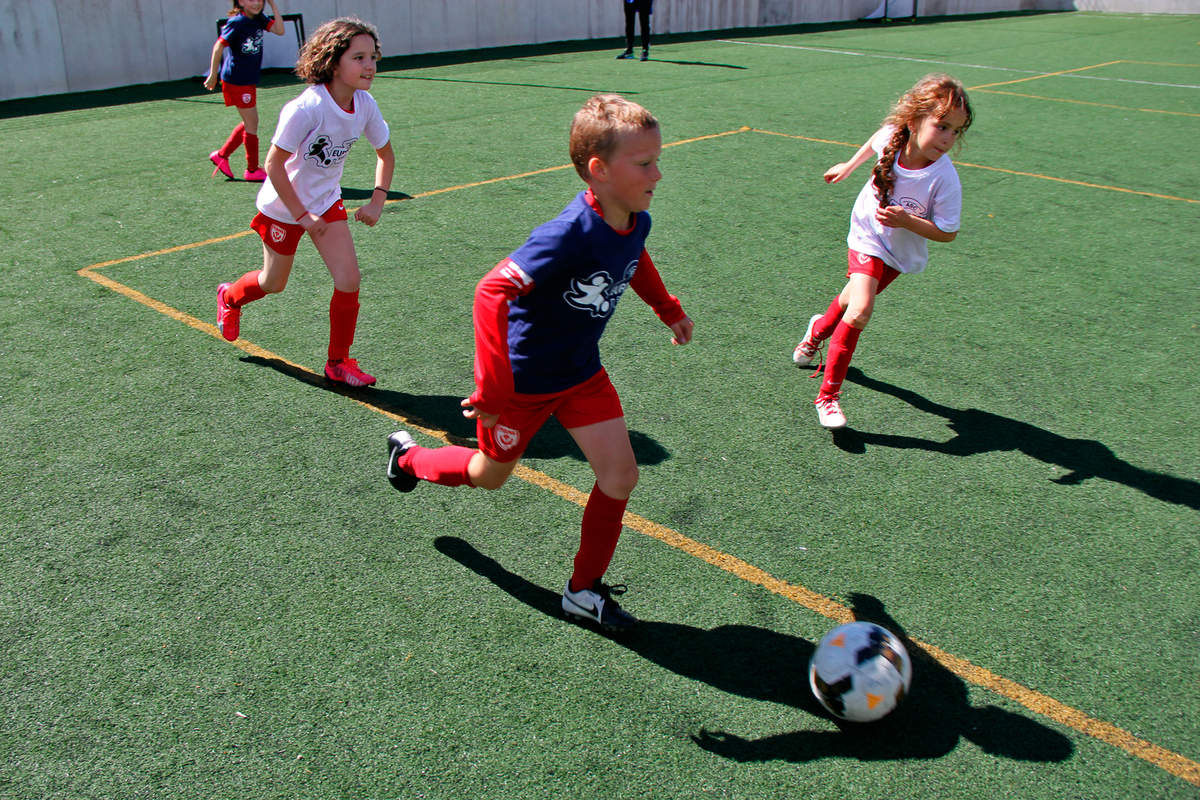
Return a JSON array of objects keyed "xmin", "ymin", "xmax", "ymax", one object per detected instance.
[
  {"xmin": 216, "ymin": 17, "xmax": 394, "ymax": 388},
  {"xmin": 616, "ymin": 0, "xmax": 653, "ymax": 61},
  {"xmin": 204, "ymin": 0, "xmax": 286, "ymax": 181},
  {"xmin": 793, "ymin": 74, "xmax": 973, "ymax": 429},
  {"xmin": 386, "ymin": 95, "xmax": 693, "ymax": 632}
]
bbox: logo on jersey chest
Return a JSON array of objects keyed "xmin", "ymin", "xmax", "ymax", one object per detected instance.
[
  {"xmin": 893, "ymin": 195, "xmax": 929, "ymax": 218},
  {"xmin": 304, "ymin": 135, "xmax": 357, "ymax": 168},
  {"xmin": 241, "ymin": 31, "xmax": 264, "ymax": 55},
  {"xmin": 563, "ymin": 259, "xmax": 637, "ymax": 318}
]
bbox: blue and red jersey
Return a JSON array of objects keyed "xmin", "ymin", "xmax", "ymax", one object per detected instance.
[
  {"xmin": 218, "ymin": 14, "xmax": 274, "ymax": 86},
  {"xmin": 468, "ymin": 189, "xmax": 685, "ymax": 414}
]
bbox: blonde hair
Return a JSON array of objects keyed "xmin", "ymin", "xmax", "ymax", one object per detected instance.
[
  {"xmin": 295, "ymin": 17, "xmax": 381, "ymax": 85},
  {"xmin": 569, "ymin": 94, "xmax": 659, "ymax": 180},
  {"xmin": 872, "ymin": 74, "xmax": 973, "ymax": 207}
]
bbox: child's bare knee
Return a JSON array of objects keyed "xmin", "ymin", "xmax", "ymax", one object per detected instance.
[
  {"xmin": 600, "ymin": 464, "xmax": 639, "ymax": 498},
  {"xmin": 842, "ymin": 306, "xmax": 872, "ymax": 329}
]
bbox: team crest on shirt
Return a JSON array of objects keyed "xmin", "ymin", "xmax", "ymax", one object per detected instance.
[
  {"xmin": 241, "ymin": 31, "xmax": 264, "ymax": 55},
  {"xmin": 304, "ymin": 135, "xmax": 358, "ymax": 168},
  {"xmin": 564, "ymin": 260, "xmax": 637, "ymax": 318},
  {"xmin": 893, "ymin": 195, "xmax": 929, "ymax": 218},
  {"xmin": 494, "ymin": 425, "xmax": 520, "ymax": 451}
]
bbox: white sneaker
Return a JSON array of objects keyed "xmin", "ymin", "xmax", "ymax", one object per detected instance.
[
  {"xmin": 562, "ymin": 579, "xmax": 637, "ymax": 632},
  {"xmin": 793, "ymin": 314, "xmax": 823, "ymax": 366},
  {"xmin": 814, "ymin": 394, "xmax": 847, "ymax": 429}
]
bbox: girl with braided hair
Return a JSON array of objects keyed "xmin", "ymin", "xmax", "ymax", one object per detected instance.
[{"xmin": 792, "ymin": 74, "xmax": 973, "ymax": 429}]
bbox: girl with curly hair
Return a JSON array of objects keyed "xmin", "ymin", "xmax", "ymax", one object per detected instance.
[
  {"xmin": 792, "ymin": 73, "xmax": 973, "ymax": 429},
  {"xmin": 215, "ymin": 17, "xmax": 395, "ymax": 387}
]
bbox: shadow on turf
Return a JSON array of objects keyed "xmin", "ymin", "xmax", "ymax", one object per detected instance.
[
  {"xmin": 239, "ymin": 355, "xmax": 669, "ymax": 465},
  {"xmin": 836, "ymin": 368, "xmax": 1200, "ymax": 511},
  {"xmin": 434, "ymin": 536, "xmax": 1073, "ymax": 765}
]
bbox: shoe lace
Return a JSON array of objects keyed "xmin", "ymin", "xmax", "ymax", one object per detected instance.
[
  {"xmin": 816, "ymin": 393, "xmax": 841, "ymax": 412},
  {"xmin": 807, "ymin": 342, "xmax": 825, "ymax": 377},
  {"xmin": 594, "ymin": 581, "xmax": 628, "ymax": 604}
]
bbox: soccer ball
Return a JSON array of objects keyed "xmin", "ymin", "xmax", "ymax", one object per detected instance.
[{"xmin": 808, "ymin": 621, "xmax": 913, "ymax": 723}]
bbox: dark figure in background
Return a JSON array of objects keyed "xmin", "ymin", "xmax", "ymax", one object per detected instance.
[{"xmin": 617, "ymin": 0, "xmax": 652, "ymax": 61}]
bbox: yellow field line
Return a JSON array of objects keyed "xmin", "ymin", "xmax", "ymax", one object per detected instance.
[
  {"xmin": 77, "ymin": 128, "xmax": 1200, "ymax": 787},
  {"xmin": 971, "ymin": 87, "xmax": 1200, "ymax": 118},
  {"xmin": 968, "ymin": 61, "xmax": 1124, "ymax": 90},
  {"xmin": 750, "ymin": 128, "xmax": 1197, "ymax": 204}
]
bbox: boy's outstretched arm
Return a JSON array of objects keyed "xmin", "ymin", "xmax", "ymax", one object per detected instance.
[
  {"xmin": 465, "ymin": 258, "xmax": 534, "ymax": 420},
  {"xmin": 629, "ymin": 250, "xmax": 692, "ymax": 345}
]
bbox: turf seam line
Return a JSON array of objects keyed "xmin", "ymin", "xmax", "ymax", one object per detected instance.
[
  {"xmin": 749, "ymin": 128, "xmax": 1197, "ymax": 204},
  {"xmin": 76, "ymin": 131, "xmax": 1200, "ymax": 787},
  {"xmin": 717, "ymin": 42, "xmax": 1200, "ymax": 90},
  {"xmin": 969, "ymin": 88, "xmax": 1200, "ymax": 118}
]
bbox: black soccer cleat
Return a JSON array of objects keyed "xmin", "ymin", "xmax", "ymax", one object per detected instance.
[
  {"xmin": 386, "ymin": 430, "xmax": 419, "ymax": 493},
  {"xmin": 562, "ymin": 579, "xmax": 638, "ymax": 633}
]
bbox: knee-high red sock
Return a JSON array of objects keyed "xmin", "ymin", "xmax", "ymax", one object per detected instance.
[
  {"xmin": 243, "ymin": 132, "xmax": 260, "ymax": 171},
  {"xmin": 218, "ymin": 123, "xmax": 245, "ymax": 158},
  {"xmin": 569, "ymin": 484, "xmax": 628, "ymax": 592},
  {"xmin": 819, "ymin": 321, "xmax": 862, "ymax": 398},
  {"xmin": 398, "ymin": 445, "xmax": 475, "ymax": 487},
  {"xmin": 328, "ymin": 289, "xmax": 360, "ymax": 361},
  {"xmin": 224, "ymin": 270, "xmax": 266, "ymax": 307},
  {"xmin": 813, "ymin": 296, "xmax": 845, "ymax": 343}
]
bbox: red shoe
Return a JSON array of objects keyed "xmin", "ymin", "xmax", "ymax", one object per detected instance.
[
  {"xmin": 243, "ymin": 167, "xmax": 267, "ymax": 182},
  {"xmin": 210, "ymin": 151, "xmax": 234, "ymax": 179},
  {"xmin": 325, "ymin": 358, "xmax": 376, "ymax": 387},
  {"xmin": 216, "ymin": 283, "xmax": 240, "ymax": 342}
]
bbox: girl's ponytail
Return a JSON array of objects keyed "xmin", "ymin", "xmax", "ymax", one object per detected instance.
[{"xmin": 871, "ymin": 126, "xmax": 909, "ymax": 208}]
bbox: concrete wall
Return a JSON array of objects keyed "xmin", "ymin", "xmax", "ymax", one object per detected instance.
[{"xmin": 0, "ymin": 0, "xmax": 1193, "ymax": 101}]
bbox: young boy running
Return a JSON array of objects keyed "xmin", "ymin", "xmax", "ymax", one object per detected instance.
[{"xmin": 386, "ymin": 94, "xmax": 693, "ymax": 632}]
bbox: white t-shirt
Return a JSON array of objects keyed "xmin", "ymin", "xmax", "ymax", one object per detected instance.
[
  {"xmin": 256, "ymin": 83, "xmax": 390, "ymax": 223},
  {"xmin": 846, "ymin": 126, "xmax": 961, "ymax": 274}
]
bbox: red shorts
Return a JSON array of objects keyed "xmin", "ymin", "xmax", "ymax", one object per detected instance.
[
  {"xmin": 847, "ymin": 249, "xmax": 901, "ymax": 294},
  {"xmin": 251, "ymin": 201, "xmax": 348, "ymax": 255},
  {"xmin": 478, "ymin": 368, "xmax": 624, "ymax": 463},
  {"xmin": 221, "ymin": 82, "xmax": 257, "ymax": 109}
]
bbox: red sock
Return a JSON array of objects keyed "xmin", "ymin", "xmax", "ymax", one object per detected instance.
[
  {"xmin": 328, "ymin": 289, "xmax": 359, "ymax": 362},
  {"xmin": 819, "ymin": 321, "xmax": 862, "ymax": 398},
  {"xmin": 569, "ymin": 484, "xmax": 628, "ymax": 592},
  {"xmin": 218, "ymin": 123, "xmax": 245, "ymax": 158},
  {"xmin": 813, "ymin": 296, "xmax": 844, "ymax": 343},
  {"xmin": 224, "ymin": 270, "xmax": 266, "ymax": 308},
  {"xmin": 399, "ymin": 445, "xmax": 475, "ymax": 487},
  {"xmin": 243, "ymin": 132, "xmax": 260, "ymax": 171}
]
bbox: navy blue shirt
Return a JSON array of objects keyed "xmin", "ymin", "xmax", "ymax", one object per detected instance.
[{"xmin": 505, "ymin": 190, "xmax": 651, "ymax": 394}]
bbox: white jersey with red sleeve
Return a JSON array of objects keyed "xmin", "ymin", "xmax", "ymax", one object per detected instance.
[{"xmin": 255, "ymin": 84, "xmax": 390, "ymax": 223}]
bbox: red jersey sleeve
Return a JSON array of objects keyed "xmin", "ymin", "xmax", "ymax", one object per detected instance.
[
  {"xmin": 468, "ymin": 258, "xmax": 535, "ymax": 414},
  {"xmin": 629, "ymin": 249, "xmax": 686, "ymax": 326}
]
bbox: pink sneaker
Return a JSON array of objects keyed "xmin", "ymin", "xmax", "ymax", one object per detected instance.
[
  {"xmin": 216, "ymin": 283, "xmax": 240, "ymax": 342},
  {"xmin": 814, "ymin": 393, "xmax": 847, "ymax": 429},
  {"xmin": 209, "ymin": 151, "xmax": 233, "ymax": 179},
  {"xmin": 325, "ymin": 358, "xmax": 376, "ymax": 387},
  {"xmin": 243, "ymin": 167, "xmax": 267, "ymax": 182}
]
